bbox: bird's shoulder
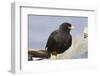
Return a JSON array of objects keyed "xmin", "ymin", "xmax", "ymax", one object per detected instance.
[{"xmin": 50, "ymin": 30, "xmax": 59, "ymax": 37}]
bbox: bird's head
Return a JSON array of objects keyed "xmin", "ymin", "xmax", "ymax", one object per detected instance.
[{"xmin": 59, "ymin": 23, "xmax": 74, "ymax": 32}]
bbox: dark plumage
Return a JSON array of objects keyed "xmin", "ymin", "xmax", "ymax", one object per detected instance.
[{"xmin": 45, "ymin": 23, "xmax": 73, "ymax": 58}]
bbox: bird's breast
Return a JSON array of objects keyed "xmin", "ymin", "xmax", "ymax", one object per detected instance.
[{"xmin": 54, "ymin": 33, "xmax": 69, "ymax": 42}]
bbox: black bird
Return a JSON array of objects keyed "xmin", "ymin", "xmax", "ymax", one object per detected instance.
[{"xmin": 45, "ymin": 23, "xmax": 74, "ymax": 59}]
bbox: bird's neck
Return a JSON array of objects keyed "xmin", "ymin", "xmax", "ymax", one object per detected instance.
[{"xmin": 59, "ymin": 29, "xmax": 70, "ymax": 34}]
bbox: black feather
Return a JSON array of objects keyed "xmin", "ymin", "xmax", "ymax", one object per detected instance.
[{"xmin": 45, "ymin": 23, "xmax": 72, "ymax": 58}]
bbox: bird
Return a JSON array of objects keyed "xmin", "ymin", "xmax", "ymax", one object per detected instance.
[{"xmin": 45, "ymin": 22, "xmax": 74, "ymax": 59}]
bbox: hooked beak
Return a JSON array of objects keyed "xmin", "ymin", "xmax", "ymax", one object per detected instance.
[{"xmin": 68, "ymin": 25, "xmax": 75, "ymax": 30}]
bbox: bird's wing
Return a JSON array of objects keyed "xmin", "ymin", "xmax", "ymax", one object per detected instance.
[
  {"xmin": 45, "ymin": 31, "xmax": 57, "ymax": 49},
  {"xmin": 68, "ymin": 35, "xmax": 72, "ymax": 46},
  {"xmin": 65, "ymin": 35, "xmax": 72, "ymax": 47}
]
